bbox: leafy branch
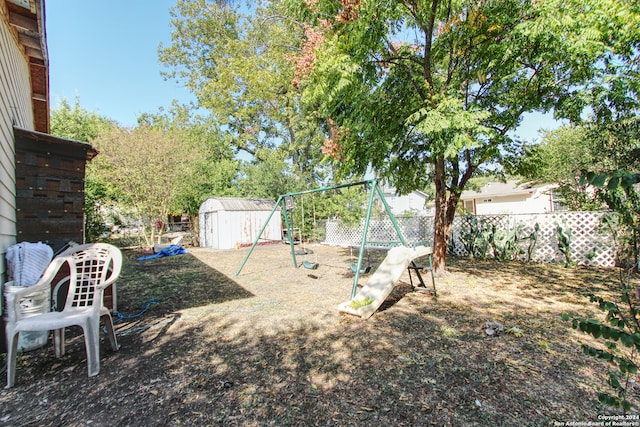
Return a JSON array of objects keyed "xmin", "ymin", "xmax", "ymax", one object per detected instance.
[
  {"xmin": 563, "ymin": 285, "xmax": 639, "ymax": 411},
  {"xmin": 563, "ymin": 169, "xmax": 640, "ymax": 412}
]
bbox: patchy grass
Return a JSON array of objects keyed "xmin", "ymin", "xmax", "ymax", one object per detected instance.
[{"xmin": 0, "ymin": 245, "xmax": 638, "ymax": 426}]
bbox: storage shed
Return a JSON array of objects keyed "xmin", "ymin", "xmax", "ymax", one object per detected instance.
[
  {"xmin": 13, "ymin": 127, "xmax": 97, "ymax": 252},
  {"xmin": 198, "ymin": 198, "xmax": 281, "ymax": 249}
]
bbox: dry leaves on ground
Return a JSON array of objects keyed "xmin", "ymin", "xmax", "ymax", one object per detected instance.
[{"xmin": 0, "ymin": 244, "xmax": 638, "ymax": 426}]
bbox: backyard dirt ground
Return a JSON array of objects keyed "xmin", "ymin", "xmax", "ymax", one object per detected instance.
[{"xmin": 0, "ymin": 242, "xmax": 639, "ymax": 426}]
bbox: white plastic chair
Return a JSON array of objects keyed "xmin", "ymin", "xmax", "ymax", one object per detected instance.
[{"xmin": 5, "ymin": 243, "xmax": 122, "ymax": 388}]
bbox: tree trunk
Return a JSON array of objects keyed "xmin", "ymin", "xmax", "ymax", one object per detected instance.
[
  {"xmin": 432, "ymin": 157, "xmax": 449, "ymax": 276},
  {"xmin": 146, "ymin": 216, "xmax": 155, "ymax": 249},
  {"xmin": 432, "ymin": 157, "xmax": 462, "ymax": 276},
  {"xmin": 191, "ymin": 214, "xmax": 200, "ymax": 247}
]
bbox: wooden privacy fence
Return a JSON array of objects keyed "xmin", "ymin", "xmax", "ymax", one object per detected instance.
[{"xmin": 323, "ymin": 211, "xmax": 617, "ymax": 268}]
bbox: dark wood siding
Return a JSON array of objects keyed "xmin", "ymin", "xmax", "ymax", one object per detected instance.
[{"xmin": 13, "ymin": 127, "xmax": 96, "ymax": 252}]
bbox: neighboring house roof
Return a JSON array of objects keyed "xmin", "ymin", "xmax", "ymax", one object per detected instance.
[
  {"xmin": 2, "ymin": 0, "xmax": 49, "ymax": 132},
  {"xmin": 460, "ymin": 180, "xmax": 555, "ymax": 200},
  {"xmin": 382, "ymin": 186, "xmax": 430, "ymax": 199}
]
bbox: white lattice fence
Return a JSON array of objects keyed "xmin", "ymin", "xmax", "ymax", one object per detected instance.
[
  {"xmin": 324, "ymin": 211, "xmax": 617, "ymax": 267},
  {"xmin": 325, "ymin": 217, "xmax": 433, "ymax": 247},
  {"xmin": 531, "ymin": 212, "xmax": 615, "ymax": 267},
  {"xmin": 324, "ymin": 221, "xmax": 364, "ymax": 246},
  {"xmin": 449, "ymin": 212, "xmax": 616, "ymax": 267}
]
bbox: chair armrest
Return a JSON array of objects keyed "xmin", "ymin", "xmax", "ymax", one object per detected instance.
[
  {"xmin": 97, "ymin": 279, "xmax": 116, "ymax": 291},
  {"xmin": 4, "ymin": 256, "xmax": 69, "ymax": 321},
  {"xmin": 96, "ymin": 279, "xmax": 117, "ymax": 305},
  {"xmin": 97, "ymin": 263, "xmax": 120, "ymax": 291}
]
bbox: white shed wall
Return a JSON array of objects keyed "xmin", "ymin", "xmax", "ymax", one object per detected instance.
[
  {"xmin": 0, "ymin": 13, "xmax": 33, "ymax": 278},
  {"xmin": 199, "ymin": 211, "xmax": 218, "ymax": 249},
  {"xmin": 199, "ymin": 208, "xmax": 281, "ymax": 250}
]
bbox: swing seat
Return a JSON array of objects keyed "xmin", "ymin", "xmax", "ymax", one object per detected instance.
[
  {"xmin": 350, "ymin": 263, "xmax": 371, "ymax": 274},
  {"xmin": 303, "ymin": 260, "xmax": 319, "ymax": 270}
]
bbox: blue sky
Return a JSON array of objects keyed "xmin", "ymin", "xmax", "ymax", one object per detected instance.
[
  {"xmin": 45, "ymin": 1, "xmax": 559, "ymax": 142},
  {"xmin": 46, "ymin": 1, "xmax": 194, "ymax": 127}
]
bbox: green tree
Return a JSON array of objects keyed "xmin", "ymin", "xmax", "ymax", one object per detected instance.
[
  {"xmin": 540, "ymin": 0, "xmax": 639, "ymax": 409},
  {"xmin": 237, "ymin": 150, "xmax": 301, "ymax": 199},
  {"xmin": 90, "ymin": 126, "xmax": 199, "ymax": 247},
  {"xmin": 50, "ymin": 97, "xmax": 116, "ymax": 142},
  {"xmin": 515, "ymin": 125, "xmax": 603, "ymax": 210},
  {"xmin": 286, "ymin": 0, "xmax": 635, "ymax": 274},
  {"xmin": 138, "ymin": 103, "xmax": 241, "ymax": 217},
  {"xmin": 50, "ymin": 98, "xmax": 117, "ymax": 241},
  {"xmin": 159, "ymin": 0, "xmax": 328, "ymax": 178},
  {"xmin": 518, "ymin": 123, "xmax": 640, "ymax": 212},
  {"xmin": 516, "ymin": 0, "xmax": 639, "ymax": 211}
]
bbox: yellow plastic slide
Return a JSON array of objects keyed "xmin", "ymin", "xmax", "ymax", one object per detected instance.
[{"xmin": 338, "ymin": 245, "xmax": 432, "ymax": 319}]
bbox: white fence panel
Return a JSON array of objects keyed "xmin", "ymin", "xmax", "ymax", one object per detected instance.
[{"xmin": 324, "ymin": 211, "xmax": 616, "ymax": 268}]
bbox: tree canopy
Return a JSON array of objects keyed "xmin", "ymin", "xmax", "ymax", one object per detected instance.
[
  {"xmin": 285, "ymin": 0, "xmax": 639, "ymax": 273},
  {"xmin": 516, "ymin": 0, "xmax": 640, "ymax": 212},
  {"xmin": 50, "ymin": 97, "xmax": 116, "ymax": 142},
  {"xmin": 158, "ymin": 0, "xmax": 331, "ymax": 180},
  {"xmin": 137, "ymin": 104, "xmax": 241, "ymax": 216},
  {"xmin": 50, "ymin": 0, "xmax": 640, "ymax": 258},
  {"xmin": 90, "ymin": 126, "xmax": 200, "ymax": 246}
]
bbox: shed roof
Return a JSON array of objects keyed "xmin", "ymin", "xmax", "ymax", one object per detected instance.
[
  {"xmin": 199, "ymin": 197, "xmax": 278, "ymax": 213},
  {"xmin": 14, "ymin": 126, "xmax": 98, "ymax": 160}
]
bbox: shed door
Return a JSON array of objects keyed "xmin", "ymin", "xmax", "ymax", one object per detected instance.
[{"xmin": 203, "ymin": 212, "xmax": 219, "ymax": 248}]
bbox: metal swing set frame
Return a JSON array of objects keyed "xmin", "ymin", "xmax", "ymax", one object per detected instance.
[{"xmin": 235, "ymin": 179, "xmax": 435, "ymax": 298}]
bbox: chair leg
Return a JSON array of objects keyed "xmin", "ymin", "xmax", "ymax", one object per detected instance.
[
  {"xmin": 101, "ymin": 314, "xmax": 120, "ymax": 351},
  {"xmin": 83, "ymin": 319, "xmax": 101, "ymax": 377},
  {"xmin": 53, "ymin": 328, "xmax": 66, "ymax": 357},
  {"xmin": 5, "ymin": 331, "xmax": 19, "ymax": 389}
]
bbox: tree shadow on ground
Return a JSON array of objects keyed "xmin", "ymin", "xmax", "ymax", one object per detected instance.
[
  {"xmin": 1, "ymin": 300, "xmax": 628, "ymax": 426},
  {"xmin": 2, "ymin": 249, "xmax": 638, "ymax": 426},
  {"xmin": 445, "ymin": 255, "xmax": 625, "ymax": 299},
  {"xmin": 118, "ymin": 249, "xmax": 255, "ymax": 314}
]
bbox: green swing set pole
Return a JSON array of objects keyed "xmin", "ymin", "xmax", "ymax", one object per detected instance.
[
  {"xmin": 350, "ymin": 179, "xmax": 378, "ymax": 299},
  {"xmin": 374, "ymin": 184, "xmax": 409, "ymax": 246},
  {"xmin": 280, "ymin": 179, "xmax": 376, "ymax": 198},
  {"xmin": 377, "ymin": 182, "xmax": 437, "ymax": 295},
  {"xmin": 236, "ymin": 196, "xmax": 288, "ymax": 276},
  {"xmin": 237, "ymin": 179, "xmax": 377, "ymax": 277},
  {"xmin": 374, "ymin": 184, "xmax": 436, "ymax": 294},
  {"xmin": 281, "ymin": 197, "xmax": 298, "ymax": 269},
  {"xmin": 281, "ymin": 179, "xmax": 376, "ymax": 272}
]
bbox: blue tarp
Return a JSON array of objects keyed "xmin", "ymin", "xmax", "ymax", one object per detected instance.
[{"xmin": 137, "ymin": 245, "xmax": 188, "ymax": 261}]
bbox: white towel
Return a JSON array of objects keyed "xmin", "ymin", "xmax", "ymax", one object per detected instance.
[{"xmin": 6, "ymin": 242, "xmax": 54, "ymax": 287}]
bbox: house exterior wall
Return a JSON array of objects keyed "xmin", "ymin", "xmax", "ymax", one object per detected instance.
[
  {"xmin": 0, "ymin": 11, "xmax": 34, "ymax": 279},
  {"xmin": 473, "ymin": 193, "xmax": 553, "ymax": 215},
  {"xmin": 383, "ymin": 192, "xmax": 430, "ymax": 216}
]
